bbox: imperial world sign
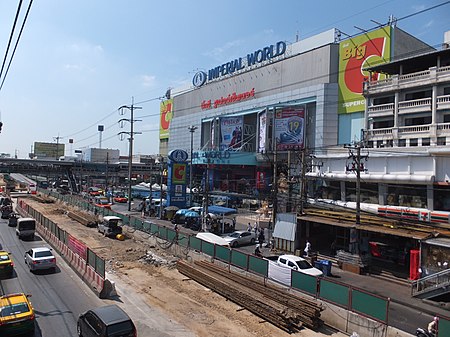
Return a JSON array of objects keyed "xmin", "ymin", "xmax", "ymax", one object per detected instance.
[{"xmin": 192, "ymin": 41, "xmax": 286, "ymax": 87}]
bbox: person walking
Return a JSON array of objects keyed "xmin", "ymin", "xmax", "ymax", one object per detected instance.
[
  {"xmin": 304, "ymin": 240, "xmax": 311, "ymax": 257},
  {"xmin": 247, "ymin": 222, "xmax": 252, "ymax": 232}
]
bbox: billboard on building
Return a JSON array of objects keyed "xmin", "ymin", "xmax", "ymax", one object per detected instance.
[
  {"xmin": 338, "ymin": 27, "xmax": 391, "ymax": 114},
  {"xmin": 220, "ymin": 116, "xmax": 243, "ymax": 151},
  {"xmin": 160, "ymin": 99, "xmax": 173, "ymax": 140},
  {"xmin": 258, "ymin": 111, "xmax": 267, "ymax": 153},
  {"xmin": 274, "ymin": 107, "xmax": 305, "ymax": 150},
  {"xmin": 34, "ymin": 142, "xmax": 65, "ymax": 158}
]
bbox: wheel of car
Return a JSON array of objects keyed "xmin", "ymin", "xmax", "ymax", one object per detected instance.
[
  {"xmin": 77, "ymin": 322, "xmax": 82, "ymax": 337},
  {"xmin": 250, "ymin": 238, "xmax": 255, "ymax": 244},
  {"xmin": 232, "ymin": 241, "xmax": 239, "ymax": 248}
]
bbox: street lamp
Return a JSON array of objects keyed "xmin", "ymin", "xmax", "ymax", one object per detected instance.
[{"xmin": 188, "ymin": 125, "xmax": 198, "ymax": 206}]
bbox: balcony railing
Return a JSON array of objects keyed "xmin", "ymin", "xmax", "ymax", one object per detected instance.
[
  {"xmin": 368, "ymin": 94, "xmax": 450, "ymax": 118},
  {"xmin": 364, "ymin": 65, "xmax": 450, "ymax": 93},
  {"xmin": 398, "ymin": 125, "xmax": 430, "ymax": 134},
  {"xmin": 398, "ymin": 97, "xmax": 431, "ymax": 114}
]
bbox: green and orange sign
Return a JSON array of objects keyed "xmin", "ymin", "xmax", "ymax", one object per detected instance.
[
  {"xmin": 160, "ymin": 99, "xmax": 173, "ymax": 139},
  {"xmin": 338, "ymin": 27, "xmax": 391, "ymax": 114}
]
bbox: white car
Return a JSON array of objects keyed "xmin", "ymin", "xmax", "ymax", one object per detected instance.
[
  {"xmin": 222, "ymin": 230, "xmax": 256, "ymax": 248},
  {"xmin": 276, "ymin": 254, "xmax": 323, "ymax": 277},
  {"xmin": 24, "ymin": 247, "xmax": 56, "ymax": 272}
]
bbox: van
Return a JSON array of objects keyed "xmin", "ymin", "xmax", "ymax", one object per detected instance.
[
  {"xmin": 77, "ymin": 304, "xmax": 136, "ymax": 337},
  {"xmin": 16, "ymin": 218, "xmax": 36, "ymax": 240}
]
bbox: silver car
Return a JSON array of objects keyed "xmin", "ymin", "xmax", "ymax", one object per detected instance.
[
  {"xmin": 222, "ymin": 230, "xmax": 257, "ymax": 248},
  {"xmin": 24, "ymin": 247, "xmax": 56, "ymax": 272}
]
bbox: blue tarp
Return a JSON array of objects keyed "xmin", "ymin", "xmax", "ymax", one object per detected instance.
[{"xmin": 207, "ymin": 205, "xmax": 237, "ymax": 215}]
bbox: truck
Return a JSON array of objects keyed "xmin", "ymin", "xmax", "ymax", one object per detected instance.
[{"xmin": 265, "ymin": 254, "xmax": 323, "ymax": 277}]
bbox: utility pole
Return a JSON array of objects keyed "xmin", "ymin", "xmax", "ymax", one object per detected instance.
[
  {"xmin": 188, "ymin": 125, "xmax": 198, "ymax": 206},
  {"xmin": 53, "ymin": 134, "xmax": 64, "ymax": 160},
  {"xmin": 118, "ymin": 97, "xmax": 142, "ymax": 212},
  {"xmin": 345, "ymin": 142, "xmax": 368, "ymax": 225},
  {"xmin": 272, "ymin": 141, "xmax": 278, "ymax": 228},
  {"xmin": 299, "ymin": 148, "xmax": 307, "ymax": 215},
  {"xmin": 202, "ymin": 159, "xmax": 210, "ymax": 232}
]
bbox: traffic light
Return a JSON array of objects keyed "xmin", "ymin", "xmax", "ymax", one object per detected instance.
[{"xmin": 0, "ymin": 121, "xmax": 3, "ymax": 133}]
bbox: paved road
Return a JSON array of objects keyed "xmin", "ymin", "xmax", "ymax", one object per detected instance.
[{"xmin": 0, "ymin": 217, "xmax": 102, "ymax": 336}]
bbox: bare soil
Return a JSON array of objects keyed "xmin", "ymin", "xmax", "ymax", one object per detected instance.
[{"xmin": 25, "ymin": 198, "xmax": 292, "ymax": 337}]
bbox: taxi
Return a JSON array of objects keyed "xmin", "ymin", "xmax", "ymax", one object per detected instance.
[
  {"xmin": 113, "ymin": 192, "xmax": 128, "ymax": 203},
  {"xmin": 94, "ymin": 197, "xmax": 112, "ymax": 210},
  {"xmin": 0, "ymin": 251, "xmax": 14, "ymax": 277},
  {"xmin": 0, "ymin": 293, "xmax": 35, "ymax": 336}
]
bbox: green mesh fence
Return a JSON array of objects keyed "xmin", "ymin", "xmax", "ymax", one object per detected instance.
[
  {"xmin": 291, "ymin": 270, "xmax": 316, "ymax": 294},
  {"xmin": 201, "ymin": 241, "xmax": 215, "ymax": 257},
  {"xmin": 248, "ymin": 255, "xmax": 268, "ymax": 277},
  {"xmin": 215, "ymin": 245, "xmax": 231, "ymax": 263},
  {"xmin": 319, "ymin": 279, "xmax": 349, "ymax": 308},
  {"xmin": 351, "ymin": 289, "xmax": 388, "ymax": 323},
  {"xmin": 231, "ymin": 250, "xmax": 248, "ymax": 270}
]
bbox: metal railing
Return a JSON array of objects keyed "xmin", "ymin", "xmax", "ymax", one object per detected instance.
[{"xmin": 411, "ymin": 268, "xmax": 450, "ymax": 297}]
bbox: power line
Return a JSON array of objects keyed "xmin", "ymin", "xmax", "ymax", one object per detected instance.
[{"xmin": 0, "ymin": 0, "xmax": 33, "ymax": 93}]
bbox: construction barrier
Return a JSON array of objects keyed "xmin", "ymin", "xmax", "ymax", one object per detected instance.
[{"xmin": 16, "ymin": 199, "xmax": 106, "ymax": 298}]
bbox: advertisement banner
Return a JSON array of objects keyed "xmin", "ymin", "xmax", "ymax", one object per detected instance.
[
  {"xmin": 34, "ymin": 142, "xmax": 65, "ymax": 158},
  {"xmin": 220, "ymin": 116, "xmax": 243, "ymax": 151},
  {"xmin": 68, "ymin": 234, "xmax": 87, "ymax": 260},
  {"xmin": 258, "ymin": 111, "xmax": 267, "ymax": 153},
  {"xmin": 338, "ymin": 27, "xmax": 391, "ymax": 114},
  {"xmin": 160, "ymin": 99, "xmax": 173, "ymax": 139},
  {"xmin": 274, "ymin": 107, "xmax": 305, "ymax": 150}
]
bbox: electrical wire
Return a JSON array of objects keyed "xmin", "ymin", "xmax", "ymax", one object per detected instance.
[{"xmin": 0, "ymin": 0, "xmax": 33, "ymax": 92}]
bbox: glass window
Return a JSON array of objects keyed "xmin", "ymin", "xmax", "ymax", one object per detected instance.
[
  {"xmin": 398, "ymin": 139, "xmax": 406, "ymax": 147},
  {"xmin": 410, "ymin": 138, "xmax": 418, "ymax": 146},
  {"xmin": 35, "ymin": 251, "xmax": 53, "ymax": 258},
  {"xmin": 0, "ymin": 303, "xmax": 29, "ymax": 317},
  {"xmin": 437, "ymin": 137, "xmax": 446, "ymax": 146},
  {"xmin": 107, "ymin": 321, "xmax": 134, "ymax": 335},
  {"xmin": 422, "ymin": 138, "xmax": 430, "ymax": 146}
]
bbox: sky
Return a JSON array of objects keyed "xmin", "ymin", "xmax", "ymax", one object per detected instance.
[{"xmin": 0, "ymin": 0, "xmax": 448, "ymax": 159}]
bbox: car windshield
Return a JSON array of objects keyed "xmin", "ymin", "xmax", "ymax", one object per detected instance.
[
  {"xmin": 19, "ymin": 221, "xmax": 35, "ymax": 230},
  {"xmin": 0, "ymin": 303, "xmax": 29, "ymax": 317},
  {"xmin": 98, "ymin": 199, "xmax": 109, "ymax": 205},
  {"xmin": 228, "ymin": 232, "xmax": 241, "ymax": 238},
  {"xmin": 0, "ymin": 255, "xmax": 9, "ymax": 261},
  {"xmin": 295, "ymin": 260, "xmax": 313, "ymax": 270},
  {"xmin": 35, "ymin": 251, "xmax": 53, "ymax": 258},
  {"xmin": 106, "ymin": 321, "xmax": 134, "ymax": 335}
]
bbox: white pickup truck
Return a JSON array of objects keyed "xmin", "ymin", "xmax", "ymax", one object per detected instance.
[{"xmin": 266, "ymin": 254, "xmax": 323, "ymax": 277}]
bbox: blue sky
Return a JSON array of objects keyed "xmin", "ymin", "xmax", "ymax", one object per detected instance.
[{"xmin": 0, "ymin": 0, "xmax": 448, "ymax": 158}]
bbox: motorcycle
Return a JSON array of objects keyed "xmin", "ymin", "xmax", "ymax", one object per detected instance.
[{"xmin": 416, "ymin": 327, "xmax": 435, "ymax": 337}]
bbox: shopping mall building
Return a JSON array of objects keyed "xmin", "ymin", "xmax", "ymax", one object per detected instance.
[{"xmin": 158, "ymin": 23, "xmax": 450, "ymax": 274}]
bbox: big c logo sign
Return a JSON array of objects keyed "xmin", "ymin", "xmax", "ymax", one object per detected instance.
[
  {"xmin": 172, "ymin": 163, "xmax": 187, "ymax": 184},
  {"xmin": 338, "ymin": 27, "xmax": 391, "ymax": 114}
]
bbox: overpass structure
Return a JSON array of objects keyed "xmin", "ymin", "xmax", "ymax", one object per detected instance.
[{"xmin": 0, "ymin": 158, "xmax": 161, "ymax": 192}]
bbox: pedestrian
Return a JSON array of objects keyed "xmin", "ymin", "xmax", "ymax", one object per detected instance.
[
  {"xmin": 258, "ymin": 230, "xmax": 265, "ymax": 245},
  {"xmin": 304, "ymin": 240, "xmax": 311, "ymax": 257},
  {"xmin": 247, "ymin": 222, "xmax": 252, "ymax": 232},
  {"xmin": 254, "ymin": 244, "xmax": 262, "ymax": 257},
  {"xmin": 330, "ymin": 240, "xmax": 337, "ymax": 255},
  {"xmin": 253, "ymin": 222, "xmax": 258, "ymax": 233},
  {"xmin": 428, "ymin": 316, "xmax": 438, "ymax": 335}
]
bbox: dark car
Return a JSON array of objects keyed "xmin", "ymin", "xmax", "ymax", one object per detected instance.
[{"xmin": 77, "ymin": 304, "xmax": 136, "ymax": 337}]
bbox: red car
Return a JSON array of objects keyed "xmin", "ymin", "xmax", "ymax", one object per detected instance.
[
  {"xmin": 113, "ymin": 193, "xmax": 128, "ymax": 203},
  {"xmin": 94, "ymin": 197, "xmax": 111, "ymax": 209}
]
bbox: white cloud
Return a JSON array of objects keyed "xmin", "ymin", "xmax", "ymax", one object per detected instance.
[
  {"xmin": 141, "ymin": 74, "xmax": 156, "ymax": 87},
  {"xmin": 423, "ymin": 20, "xmax": 433, "ymax": 29},
  {"xmin": 203, "ymin": 39, "xmax": 244, "ymax": 61}
]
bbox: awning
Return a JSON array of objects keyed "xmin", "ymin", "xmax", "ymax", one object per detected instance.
[
  {"xmin": 299, "ymin": 214, "xmax": 432, "ymax": 240},
  {"xmin": 207, "ymin": 205, "xmax": 237, "ymax": 215},
  {"xmin": 273, "ymin": 213, "xmax": 297, "ymax": 241},
  {"xmin": 306, "ymin": 172, "xmax": 435, "ymax": 184}
]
